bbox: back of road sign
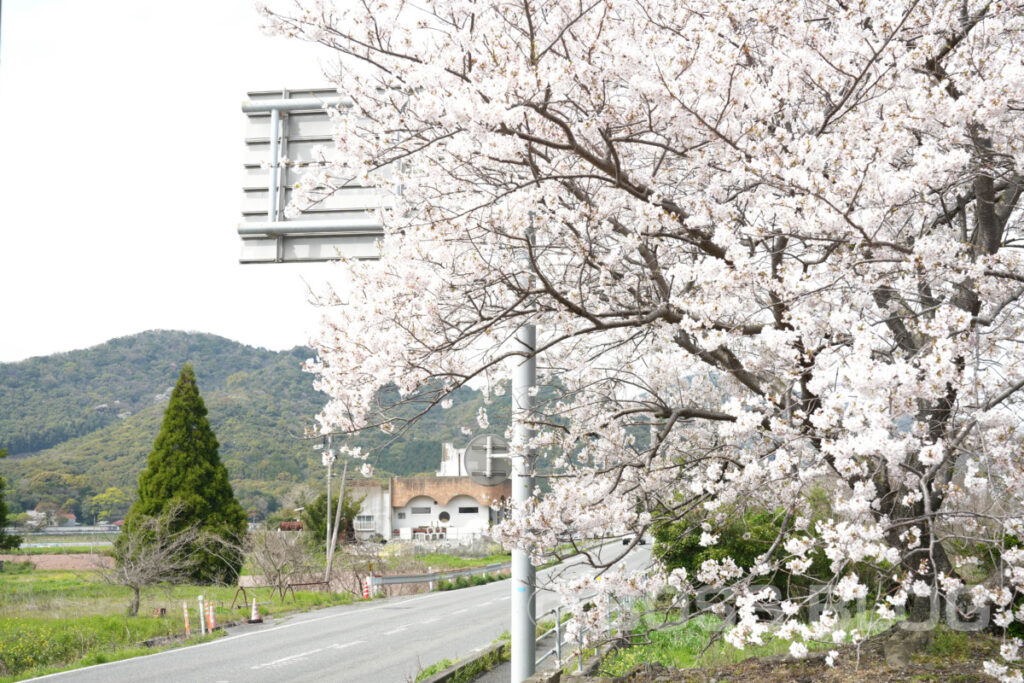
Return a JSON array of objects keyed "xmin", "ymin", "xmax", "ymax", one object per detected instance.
[
  {"xmin": 463, "ymin": 434, "xmax": 512, "ymax": 486},
  {"xmin": 239, "ymin": 88, "xmax": 386, "ymax": 263}
]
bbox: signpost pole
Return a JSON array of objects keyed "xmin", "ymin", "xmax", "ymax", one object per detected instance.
[{"xmin": 511, "ymin": 322, "xmax": 537, "ymax": 682}]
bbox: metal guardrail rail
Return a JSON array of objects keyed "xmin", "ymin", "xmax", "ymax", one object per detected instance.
[
  {"xmin": 534, "ymin": 570, "xmax": 650, "ymax": 672},
  {"xmin": 535, "ymin": 593, "xmax": 641, "ymax": 672},
  {"xmin": 371, "ymin": 561, "xmax": 511, "ymax": 587}
]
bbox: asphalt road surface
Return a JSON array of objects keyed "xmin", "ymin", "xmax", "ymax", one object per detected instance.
[{"xmin": 30, "ymin": 543, "xmax": 652, "ymax": 683}]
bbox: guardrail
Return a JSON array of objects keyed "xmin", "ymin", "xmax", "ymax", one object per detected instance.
[
  {"xmin": 535, "ymin": 593, "xmax": 642, "ymax": 672},
  {"xmin": 371, "ymin": 561, "xmax": 511, "ymax": 587},
  {"xmin": 535, "ymin": 570, "xmax": 650, "ymax": 672}
]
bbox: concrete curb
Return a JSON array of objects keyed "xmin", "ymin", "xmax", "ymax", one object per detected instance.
[
  {"xmin": 420, "ymin": 641, "xmax": 509, "ymax": 683},
  {"xmin": 525, "ymin": 668, "xmax": 562, "ymax": 682}
]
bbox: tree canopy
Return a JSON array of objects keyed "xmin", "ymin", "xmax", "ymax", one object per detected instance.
[
  {"xmin": 301, "ymin": 490, "xmax": 365, "ymax": 548},
  {"xmin": 0, "ymin": 449, "xmax": 23, "ymax": 550},
  {"xmin": 265, "ymin": 0, "xmax": 1024, "ymax": 676},
  {"xmin": 121, "ymin": 364, "xmax": 246, "ymax": 584}
]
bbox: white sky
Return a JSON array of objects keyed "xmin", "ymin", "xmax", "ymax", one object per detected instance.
[{"xmin": 0, "ymin": 0, "xmax": 348, "ymax": 362}]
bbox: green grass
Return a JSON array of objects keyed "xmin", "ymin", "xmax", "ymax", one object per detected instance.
[
  {"xmin": 0, "ymin": 614, "xmax": 202, "ymax": 680},
  {"xmin": 415, "ymin": 657, "xmax": 455, "ymax": 681},
  {"xmin": 599, "ymin": 609, "xmax": 894, "ymax": 677},
  {"xmin": 414, "ymin": 642, "xmax": 510, "ymax": 682},
  {"xmin": 14, "ymin": 533, "xmax": 117, "ymax": 546},
  {"xmin": 0, "ymin": 568, "xmax": 353, "ymax": 681},
  {"xmin": 917, "ymin": 626, "xmax": 977, "ymax": 663},
  {"xmin": 3, "ymin": 546, "xmax": 113, "ymax": 556},
  {"xmin": 406, "ymin": 552, "xmax": 510, "ymax": 570},
  {"xmin": 435, "ymin": 570, "xmax": 509, "ymax": 591}
]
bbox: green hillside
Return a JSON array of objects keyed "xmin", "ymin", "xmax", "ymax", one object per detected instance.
[{"xmin": 0, "ymin": 330, "xmax": 510, "ymax": 522}]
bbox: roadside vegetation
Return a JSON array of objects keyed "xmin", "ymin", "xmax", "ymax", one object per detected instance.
[
  {"xmin": 1, "ymin": 545, "xmax": 112, "ymax": 556},
  {"xmin": 409, "ymin": 551, "xmax": 510, "ymax": 570},
  {"xmin": 414, "ymin": 639, "xmax": 510, "ymax": 682},
  {"xmin": 598, "ymin": 611, "xmax": 892, "ymax": 677},
  {"xmin": 0, "ymin": 564, "xmax": 353, "ymax": 682},
  {"xmin": 603, "ymin": 624, "xmax": 1005, "ymax": 682},
  {"xmin": 435, "ymin": 570, "xmax": 509, "ymax": 591}
]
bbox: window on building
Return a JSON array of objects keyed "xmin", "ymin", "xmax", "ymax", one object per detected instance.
[
  {"xmin": 411, "ymin": 507, "xmax": 431, "ymax": 515},
  {"xmin": 354, "ymin": 514, "xmax": 374, "ymax": 530},
  {"xmin": 458, "ymin": 506, "xmax": 479, "ymax": 514},
  {"xmin": 438, "ymin": 511, "xmax": 451, "ymax": 523},
  {"xmin": 397, "ymin": 512, "xmax": 406, "ymax": 520}
]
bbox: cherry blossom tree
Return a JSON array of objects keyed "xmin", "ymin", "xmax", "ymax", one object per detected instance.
[{"xmin": 263, "ymin": 0, "xmax": 1024, "ymax": 674}]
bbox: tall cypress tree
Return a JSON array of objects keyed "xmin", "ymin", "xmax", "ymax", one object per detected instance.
[
  {"xmin": 122, "ymin": 364, "xmax": 246, "ymax": 583},
  {"xmin": 0, "ymin": 448, "xmax": 24, "ymax": 550}
]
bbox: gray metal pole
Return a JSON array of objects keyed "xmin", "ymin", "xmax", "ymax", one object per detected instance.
[
  {"xmin": 268, "ymin": 108, "xmax": 280, "ymax": 222},
  {"xmin": 511, "ymin": 322, "xmax": 537, "ymax": 682}
]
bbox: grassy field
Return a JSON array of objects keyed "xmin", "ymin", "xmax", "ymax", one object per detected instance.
[
  {"xmin": 0, "ymin": 563, "xmax": 353, "ymax": 682},
  {"xmin": 3, "ymin": 545, "xmax": 112, "ymax": 556},
  {"xmin": 408, "ymin": 552, "xmax": 510, "ymax": 571}
]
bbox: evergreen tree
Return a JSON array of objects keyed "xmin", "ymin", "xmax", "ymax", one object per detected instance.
[
  {"xmin": 301, "ymin": 490, "xmax": 364, "ymax": 549},
  {"xmin": 0, "ymin": 449, "xmax": 24, "ymax": 550},
  {"xmin": 121, "ymin": 364, "xmax": 246, "ymax": 583}
]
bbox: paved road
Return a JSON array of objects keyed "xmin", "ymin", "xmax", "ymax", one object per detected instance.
[{"xmin": 30, "ymin": 544, "xmax": 652, "ymax": 683}]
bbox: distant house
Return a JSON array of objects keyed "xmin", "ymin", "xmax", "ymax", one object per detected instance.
[
  {"xmin": 279, "ymin": 520, "xmax": 303, "ymax": 531},
  {"xmin": 348, "ymin": 443, "xmax": 512, "ymax": 542}
]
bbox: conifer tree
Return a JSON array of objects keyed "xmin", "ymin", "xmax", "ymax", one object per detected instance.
[
  {"xmin": 121, "ymin": 364, "xmax": 246, "ymax": 583},
  {"xmin": 0, "ymin": 449, "xmax": 23, "ymax": 550}
]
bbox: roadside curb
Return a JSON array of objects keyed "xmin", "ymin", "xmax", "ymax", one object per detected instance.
[{"xmin": 420, "ymin": 641, "xmax": 509, "ymax": 683}]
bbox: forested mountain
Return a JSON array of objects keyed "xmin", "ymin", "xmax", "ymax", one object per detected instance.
[{"xmin": 0, "ymin": 331, "xmax": 508, "ymax": 521}]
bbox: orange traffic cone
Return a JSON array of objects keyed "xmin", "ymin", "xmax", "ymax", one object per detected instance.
[{"xmin": 249, "ymin": 598, "xmax": 263, "ymax": 624}]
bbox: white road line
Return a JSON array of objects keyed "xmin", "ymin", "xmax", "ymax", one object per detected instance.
[
  {"xmin": 251, "ymin": 640, "xmax": 365, "ymax": 670},
  {"xmin": 251, "ymin": 646, "xmax": 326, "ymax": 669},
  {"xmin": 450, "ymin": 608, "xmax": 468, "ymax": 615},
  {"xmin": 383, "ymin": 624, "xmax": 409, "ymax": 635},
  {"xmin": 499, "ymin": 596, "xmax": 510, "ymax": 601},
  {"xmin": 422, "ymin": 617, "xmax": 441, "ymax": 624}
]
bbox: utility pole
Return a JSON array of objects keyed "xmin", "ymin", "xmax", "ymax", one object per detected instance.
[
  {"xmin": 324, "ymin": 455, "xmax": 349, "ymax": 582},
  {"xmin": 511, "ymin": 322, "xmax": 537, "ymax": 682},
  {"xmin": 321, "ymin": 434, "xmax": 336, "ymax": 557},
  {"xmin": 511, "ymin": 218, "xmax": 538, "ymax": 682}
]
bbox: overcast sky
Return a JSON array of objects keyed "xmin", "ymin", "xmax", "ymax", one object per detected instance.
[{"xmin": 0, "ymin": 0, "xmax": 349, "ymax": 362}]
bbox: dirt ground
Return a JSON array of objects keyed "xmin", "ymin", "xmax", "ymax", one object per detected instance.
[
  {"xmin": 0, "ymin": 553, "xmax": 113, "ymax": 570},
  {"xmin": 619, "ymin": 628, "xmax": 1004, "ymax": 683}
]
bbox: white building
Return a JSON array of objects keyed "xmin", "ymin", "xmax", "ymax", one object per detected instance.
[{"xmin": 348, "ymin": 443, "xmax": 511, "ymax": 542}]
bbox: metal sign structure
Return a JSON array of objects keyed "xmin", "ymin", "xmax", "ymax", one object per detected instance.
[
  {"xmin": 463, "ymin": 434, "xmax": 512, "ymax": 486},
  {"xmin": 238, "ymin": 87, "xmax": 539, "ymax": 683},
  {"xmin": 239, "ymin": 88, "xmax": 386, "ymax": 263}
]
